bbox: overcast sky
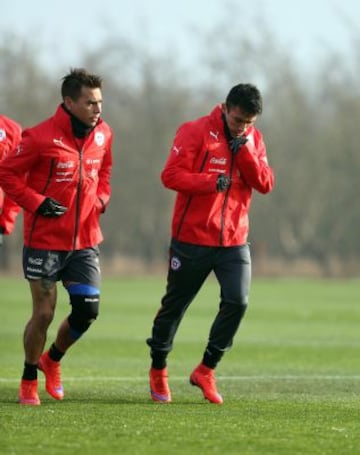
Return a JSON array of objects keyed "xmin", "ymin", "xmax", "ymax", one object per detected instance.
[{"xmin": 1, "ymin": 0, "xmax": 359, "ymax": 74}]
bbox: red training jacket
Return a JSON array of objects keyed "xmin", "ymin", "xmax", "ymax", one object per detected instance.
[
  {"xmin": 161, "ymin": 105, "xmax": 274, "ymax": 247},
  {"xmin": 0, "ymin": 115, "xmax": 22, "ymax": 234},
  {"xmin": 0, "ymin": 106, "xmax": 113, "ymax": 250}
]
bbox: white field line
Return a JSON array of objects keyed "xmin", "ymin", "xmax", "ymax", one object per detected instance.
[{"xmin": 2, "ymin": 375, "xmax": 360, "ymax": 383}]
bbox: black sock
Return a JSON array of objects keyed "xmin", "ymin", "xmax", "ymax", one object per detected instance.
[
  {"xmin": 22, "ymin": 362, "xmax": 38, "ymax": 380},
  {"xmin": 150, "ymin": 350, "xmax": 167, "ymax": 370},
  {"xmin": 202, "ymin": 347, "xmax": 224, "ymax": 369},
  {"xmin": 49, "ymin": 343, "xmax": 64, "ymax": 362}
]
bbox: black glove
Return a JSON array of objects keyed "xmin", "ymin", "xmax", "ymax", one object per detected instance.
[
  {"xmin": 37, "ymin": 197, "xmax": 67, "ymax": 217},
  {"xmin": 0, "ymin": 226, "xmax": 4, "ymax": 246},
  {"xmin": 229, "ymin": 135, "xmax": 248, "ymax": 154},
  {"xmin": 216, "ymin": 174, "xmax": 231, "ymax": 192}
]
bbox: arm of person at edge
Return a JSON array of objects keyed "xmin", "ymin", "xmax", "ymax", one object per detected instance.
[
  {"xmin": 0, "ymin": 118, "xmax": 22, "ymax": 240},
  {"xmin": 0, "ymin": 196, "xmax": 22, "ymax": 235},
  {"xmin": 161, "ymin": 123, "xmax": 218, "ymax": 195},
  {"xmin": 235, "ymin": 132, "xmax": 274, "ymax": 194},
  {"xmin": 95, "ymin": 132, "xmax": 113, "ymax": 213},
  {"xmin": 0, "ymin": 129, "xmax": 49, "ymax": 213}
]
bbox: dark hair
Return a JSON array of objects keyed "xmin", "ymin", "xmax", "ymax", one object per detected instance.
[
  {"xmin": 61, "ymin": 68, "xmax": 103, "ymax": 100},
  {"xmin": 225, "ymin": 83, "xmax": 263, "ymax": 115}
]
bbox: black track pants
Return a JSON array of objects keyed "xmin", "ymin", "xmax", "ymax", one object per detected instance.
[{"xmin": 147, "ymin": 239, "xmax": 251, "ymax": 357}]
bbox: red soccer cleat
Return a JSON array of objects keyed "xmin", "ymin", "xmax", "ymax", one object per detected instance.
[
  {"xmin": 149, "ymin": 367, "xmax": 172, "ymax": 402},
  {"xmin": 38, "ymin": 351, "xmax": 64, "ymax": 400},
  {"xmin": 18, "ymin": 379, "xmax": 40, "ymax": 406},
  {"xmin": 190, "ymin": 364, "xmax": 223, "ymax": 404}
]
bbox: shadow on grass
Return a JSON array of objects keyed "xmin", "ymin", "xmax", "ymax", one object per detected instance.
[{"xmin": 0, "ymin": 385, "xmax": 209, "ymax": 406}]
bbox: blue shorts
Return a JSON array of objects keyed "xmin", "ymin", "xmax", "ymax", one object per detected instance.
[{"xmin": 22, "ymin": 246, "xmax": 101, "ymax": 287}]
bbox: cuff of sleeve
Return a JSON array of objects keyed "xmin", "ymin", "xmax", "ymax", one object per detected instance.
[{"xmin": 98, "ymin": 197, "xmax": 106, "ymax": 213}]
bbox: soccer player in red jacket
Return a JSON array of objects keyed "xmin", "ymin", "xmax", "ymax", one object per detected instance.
[
  {"xmin": 147, "ymin": 84, "xmax": 274, "ymax": 404},
  {"xmin": 0, "ymin": 69, "xmax": 113, "ymax": 405},
  {"xmin": 0, "ymin": 115, "xmax": 22, "ymax": 243}
]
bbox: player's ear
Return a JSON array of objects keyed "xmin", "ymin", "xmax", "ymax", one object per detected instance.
[{"xmin": 63, "ymin": 96, "xmax": 73, "ymax": 111}]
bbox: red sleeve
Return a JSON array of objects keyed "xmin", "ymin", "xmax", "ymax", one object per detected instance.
[
  {"xmin": 0, "ymin": 129, "xmax": 45, "ymax": 213},
  {"xmin": 12, "ymin": 121, "xmax": 22, "ymax": 154},
  {"xmin": 236, "ymin": 133, "xmax": 274, "ymax": 194},
  {"xmin": 0, "ymin": 196, "xmax": 21, "ymax": 234},
  {"xmin": 0, "ymin": 116, "xmax": 21, "ymax": 160},
  {"xmin": 96, "ymin": 133, "xmax": 113, "ymax": 212},
  {"xmin": 161, "ymin": 122, "xmax": 217, "ymax": 195},
  {"xmin": 0, "ymin": 116, "xmax": 22, "ymax": 232}
]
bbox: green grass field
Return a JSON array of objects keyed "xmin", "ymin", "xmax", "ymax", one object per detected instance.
[{"xmin": 1, "ymin": 275, "xmax": 359, "ymax": 454}]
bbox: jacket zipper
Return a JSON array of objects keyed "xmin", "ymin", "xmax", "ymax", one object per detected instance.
[
  {"xmin": 28, "ymin": 159, "xmax": 55, "ymax": 246},
  {"xmin": 175, "ymin": 150, "xmax": 209, "ymax": 238},
  {"xmin": 219, "ymin": 152, "xmax": 234, "ymax": 245}
]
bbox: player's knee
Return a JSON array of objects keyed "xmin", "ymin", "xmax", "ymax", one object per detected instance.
[
  {"xmin": 232, "ymin": 300, "xmax": 248, "ymax": 319},
  {"xmin": 222, "ymin": 297, "xmax": 248, "ymax": 318},
  {"xmin": 67, "ymin": 284, "xmax": 100, "ymax": 340},
  {"xmin": 238, "ymin": 301, "xmax": 248, "ymax": 318},
  {"xmin": 68, "ymin": 294, "xmax": 100, "ymax": 338},
  {"xmin": 238, "ymin": 297, "xmax": 248, "ymax": 310}
]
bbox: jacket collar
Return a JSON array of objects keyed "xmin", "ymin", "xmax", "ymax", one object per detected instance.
[
  {"xmin": 53, "ymin": 104, "xmax": 102, "ymax": 138},
  {"xmin": 209, "ymin": 105, "xmax": 229, "ymax": 140}
]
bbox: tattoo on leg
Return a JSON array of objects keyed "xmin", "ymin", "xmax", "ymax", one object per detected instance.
[{"xmin": 41, "ymin": 279, "xmax": 55, "ymax": 295}]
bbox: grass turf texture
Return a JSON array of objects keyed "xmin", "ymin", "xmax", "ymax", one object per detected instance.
[{"xmin": 0, "ymin": 276, "xmax": 359, "ymax": 454}]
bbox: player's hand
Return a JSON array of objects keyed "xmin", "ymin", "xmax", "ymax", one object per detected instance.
[
  {"xmin": 216, "ymin": 174, "xmax": 231, "ymax": 192},
  {"xmin": 230, "ymin": 136, "xmax": 248, "ymax": 154},
  {"xmin": 37, "ymin": 197, "xmax": 67, "ymax": 217}
]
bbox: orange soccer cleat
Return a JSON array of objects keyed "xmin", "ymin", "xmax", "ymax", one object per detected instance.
[
  {"xmin": 18, "ymin": 379, "xmax": 40, "ymax": 406},
  {"xmin": 190, "ymin": 363, "xmax": 223, "ymax": 404},
  {"xmin": 149, "ymin": 367, "xmax": 172, "ymax": 403},
  {"xmin": 38, "ymin": 351, "xmax": 64, "ymax": 400}
]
